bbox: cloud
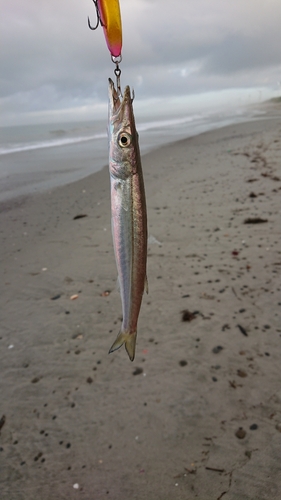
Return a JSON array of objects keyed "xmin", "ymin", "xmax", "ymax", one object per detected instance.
[{"xmin": 1, "ymin": 0, "xmax": 280, "ymax": 125}]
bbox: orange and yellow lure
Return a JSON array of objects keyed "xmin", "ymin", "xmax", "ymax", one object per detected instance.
[{"xmin": 88, "ymin": 0, "xmax": 122, "ymax": 59}]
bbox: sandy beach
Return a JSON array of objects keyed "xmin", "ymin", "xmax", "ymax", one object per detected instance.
[{"xmin": 1, "ymin": 111, "xmax": 281, "ymax": 499}]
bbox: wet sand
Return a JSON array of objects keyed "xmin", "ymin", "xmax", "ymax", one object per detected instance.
[{"xmin": 1, "ymin": 112, "xmax": 281, "ymax": 499}]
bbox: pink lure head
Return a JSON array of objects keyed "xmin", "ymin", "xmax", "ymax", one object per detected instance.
[{"xmin": 98, "ymin": 0, "xmax": 122, "ymax": 57}]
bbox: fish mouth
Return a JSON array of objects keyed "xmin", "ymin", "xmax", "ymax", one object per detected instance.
[{"xmin": 108, "ymin": 78, "xmax": 132, "ymax": 122}]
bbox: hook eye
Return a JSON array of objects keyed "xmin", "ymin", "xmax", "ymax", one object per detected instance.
[{"xmin": 118, "ymin": 132, "xmax": 131, "ymax": 148}]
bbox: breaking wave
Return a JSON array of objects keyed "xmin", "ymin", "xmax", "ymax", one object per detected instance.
[{"xmin": 0, "ymin": 132, "xmax": 107, "ymax": 156}]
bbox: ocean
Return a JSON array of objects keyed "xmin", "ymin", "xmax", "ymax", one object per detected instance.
[{"xmin": 0, "ymin": 105, "xmax": 265, "ymax": 202}]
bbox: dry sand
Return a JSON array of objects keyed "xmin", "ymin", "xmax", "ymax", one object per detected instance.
[{"xmin": 0, "ymin": 113, "xmax": 281, "ymax": 499}]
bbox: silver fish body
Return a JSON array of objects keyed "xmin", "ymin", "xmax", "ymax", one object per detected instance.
[{"xmin": 108, "ymin": 78, "xmax": 147, "ymax": 361}]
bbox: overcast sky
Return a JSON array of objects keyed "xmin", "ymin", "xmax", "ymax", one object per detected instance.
[{"xmin": 1, "ymin": 0, "xmax": 281, "ymax": 125}]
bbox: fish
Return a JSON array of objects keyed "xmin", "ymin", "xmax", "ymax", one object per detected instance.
[
  {"xmin": 108, "ymin": 78, "xmax": 147, "ymax": 361},
  {"xmin": 98, "ymin": 0, "xmax": 122, "ymax": 57}
]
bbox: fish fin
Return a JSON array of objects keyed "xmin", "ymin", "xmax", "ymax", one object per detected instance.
[
  {"xmin": 109, "ymin": 330, "xmax": 137, "ymax": 361},
  {"xmin": 145, "ymin": 276, "xmax": 149, "ymax": 294}
]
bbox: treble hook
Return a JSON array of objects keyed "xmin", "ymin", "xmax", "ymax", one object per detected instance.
[
  {"xmin": 88, "ymin": 0, "xmax": 105, "ymax": 30},
  {"xmin": 112, "ymin": 55, "xmax": 122, "ymax": 96}
]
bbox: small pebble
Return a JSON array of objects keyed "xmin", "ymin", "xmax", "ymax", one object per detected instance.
[
  {"xmin": 181, "ymin": 309, "xmax": 197, "ymax": 322},
  {"xmin": 275, "ymin": 423, "xmax": 281, "ymax": 433},
  {"xmin": 51, "ymin": 294, "xmax": 61, "ymax": 300},
  {"xmin": 31, "ymin": 377, "xmax": 40, "ymax": 384},
  {"xmin": 179, "ymin": 360, "xmax": 187, "ymax": 367},
  {"xmin": 133, "ymin": 367, "xmax": 143, "ymax": 376},
  {"xmin": 222, "ymin": 323, "xmax": 229, "ymax": 331},
  {"xmin": 250, "ymin": 424, "xmax": 258, "ymax": 430},
  {"xmin": 73, "ymin": 483, "xmax": 79, "ymax": 489},
  {"xmin": 212, "ymin": 346, "xmax": 223, "ymax": 354},
  {"xmin": 237, "ymin": 369, "xmax": 247, "ymax": 378},
  {"xmin": 235, "ymin": 427, "xmax": 246, "ymax": 439}
]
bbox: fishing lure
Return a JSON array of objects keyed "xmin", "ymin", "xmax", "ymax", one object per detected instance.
[{"xmin": 88, "ymin": 0, "xmax": 122, "ymax": 58}]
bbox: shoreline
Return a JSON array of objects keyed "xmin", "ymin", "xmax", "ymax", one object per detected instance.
[
  {"xmin": 0, "ymin": 104, "xmax": 279, "ymax": 205},
  {"xmin": 1, "ymin": 114, "xmax": 281, "ymax": 500},
  {"xmin": 1, "ymin": 111, "xmax": 279, "ymax": 209}
]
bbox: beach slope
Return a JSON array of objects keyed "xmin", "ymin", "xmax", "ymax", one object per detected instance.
[{"xmin": 0, "ymin": 115, "xmax": 281, "ymax": 500}]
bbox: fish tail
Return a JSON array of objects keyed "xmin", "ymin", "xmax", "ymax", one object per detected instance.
[{"xmin": 109, "ymin": 330, "xmax": 137, "ymax": 361}]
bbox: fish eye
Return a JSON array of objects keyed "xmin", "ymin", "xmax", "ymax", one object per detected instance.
[{"xmin": 118, "ymin": 132, "xmax": 131, "ymax": 148}]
